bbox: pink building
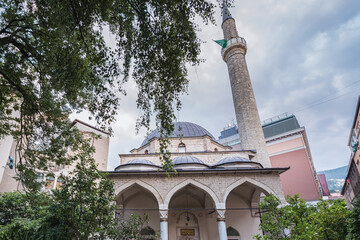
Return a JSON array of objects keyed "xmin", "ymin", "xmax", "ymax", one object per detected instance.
[{"xmin": 219, "ymin": 114, "xmax": 322, "ymax": 201}]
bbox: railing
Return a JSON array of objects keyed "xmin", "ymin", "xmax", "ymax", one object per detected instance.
[{"xmin": 261, "ymin": 112, "xmax": 293, "ymax": 126}]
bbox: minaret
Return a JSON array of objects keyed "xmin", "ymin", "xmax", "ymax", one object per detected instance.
[{"xmin": 221, "ymin": 7, "xmax": 271, "ymax": 168}]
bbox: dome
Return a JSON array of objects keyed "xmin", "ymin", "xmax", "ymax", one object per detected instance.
[
  {"xmin": 140, "ymin": 122, "xmax": 215, "ymax": 147},
  {"xmin": 114, "ymin": 159, "xmax": 159, "ymax": 171},
  {"xmin": 214, "ymin": 156, "xmax": 249, "ymax": 166},
  {"xmin": 173, "ymin": 156, "xmax": 205, "ymax": 165},
  {"xmin": 127, "ymin": 159, "xmax": 156, "ymax": 165}
]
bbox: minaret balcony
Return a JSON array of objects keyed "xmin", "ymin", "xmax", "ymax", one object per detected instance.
[{"xmin": 221, "ymin": 37, "xmax": 247, "ymax": 60}]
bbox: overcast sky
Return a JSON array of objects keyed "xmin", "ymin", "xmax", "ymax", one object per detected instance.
[{"xmin": 73, "ymin": 0, "xmax": 360, "ymax": 172}]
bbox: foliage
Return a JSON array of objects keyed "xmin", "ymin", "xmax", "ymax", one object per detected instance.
[
  {"xmin": 315, "ymin": 198, "xmax": 348, "ymax": 239},
  {"xmin": 0, "ymin": 156, "xmax": 154, "ymax": 239},
  {"xmin": 0, "ymin": 192, "xmax": 50, "ymax": 239},
  {"xmin": 111, "ymin": 214, "xmax": 157, "ymax": 240},
  {"xmin": 347, "ymin": 196, "xmax": 360, "ymax": 240},
  {"xmin": 254, "ymin": 194, "xmax": 350, "ymax": 240},
  {"xmin": 37, "ymin": 158, "xmax": 115, "ymax": 239},
  {"xmin": 0, "ymin": 0, "xmax": 235, "ymax": 188},
  {"xmin": 0, "ymin": 0, "xmax": 235, "ymax": 237}
]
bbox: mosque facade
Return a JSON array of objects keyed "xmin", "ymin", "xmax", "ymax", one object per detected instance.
[{"xmin": 109, "ymin": 7, "xmax": 287, "ymax": 240}]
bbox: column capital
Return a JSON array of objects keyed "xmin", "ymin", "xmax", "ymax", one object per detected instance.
[
  {"xmin": 216, "ymin": 209, "xmax": 226, "ymax": 220},
  {"xmin": 159, "ymin": 209, "xmax": 168, "ymax": 220}
]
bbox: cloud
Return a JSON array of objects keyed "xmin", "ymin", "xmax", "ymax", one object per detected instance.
[{"xmin": 74, "ymin": 0, "xmax": 360, "ymax": 172}]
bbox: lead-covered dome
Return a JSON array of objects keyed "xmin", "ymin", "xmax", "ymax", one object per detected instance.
[
  {"xmin": 213, "ymin": 156, "xmax": 262, "ymax": 169},
  {"xmin": 140, "ymin": 122, "xmax": 215, "ymax": 147},
  {"xmin": 114, "ymin": 159, "xmax": 159, "ymax": 171},
  {"xmin": 173, "ymin": 156, "xmax": 205, "ymax": 165},
  {"xmin": 214, "ymin": 156, "xmax": 249, "ymax": 166},
  {"xmin": 127, "ymin": 159, "xmax": 156, "ymax": 165}
]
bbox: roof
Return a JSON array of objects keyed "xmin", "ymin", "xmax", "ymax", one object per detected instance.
[
  {"xmin": 127, "ymin": 159, "xmax": 156, "ymax": 165},
  {"xmin": 218, "ymin": 114, "xmax": 301, "ymax": 141},
  {"xmin": 114, "ymin": 154, "xmax": 264, "ymax": 172},
  {"xmin": 219, "ymin": 126, "xmax": 237, "ymax": 140},
  {"xmin": 140, "ymin": 122, "xmax": 216, "ymax": 147},
  {"xmin": 114, "ymin": 159, "xmax": 160, "ymax": 171},
  {"xmin": 214, "ymin": 156, "xmax": 249, "ymax": 166},
  {"xmin": 222, "ymin": 5, "xmax": 233, "ymax": 22},
  {"xmin": 262, "ymin": 115, "xmax": 300, "ymax": 139},
  {"xmin": 108, "ymin": 167, "xmax": 290, "ymax": 175},
  {"xmin": 72, "ymin": 119, "xmax": 110, "ymax": 135},
  {"xmin": 173, "ymin": 156, "xmax": 205, "ymax": 165}
]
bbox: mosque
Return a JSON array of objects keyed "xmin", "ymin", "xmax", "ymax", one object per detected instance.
[
  {"xmin": 0, "ymin": 5, "xmax": 290, "ymax": 240},
  {"xmin": 108, "ymin": 7, "xmax": 287, "ymax": 240}
]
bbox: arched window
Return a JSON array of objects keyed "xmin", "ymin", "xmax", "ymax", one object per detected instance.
[
  {"xmin": 56, "ymin": 176, "xmax": 64, "ymax": 189},
  {"xmin": 178, "ymin": 143, "xmax": 186, "ymax": 153},
  {"xmin": 214, "ymin": 148, "xmax": 218, "ymax": 152},
  {"xmin": 45, "ymin": 175, "xmax": 55, "ymax": 189},
  {"xmin": 145, "ymin": 150, "xmax": 149, "ymax": 154},
  {"xmin": 227, "ymin": 226, "xmax": 240, "ymax": 240},
  {"xmin": 140, "ymin": 226, "xmax": 156, "ymax": 240}
]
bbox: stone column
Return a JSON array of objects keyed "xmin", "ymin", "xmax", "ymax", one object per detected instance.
[
  {"xmin": 53, "ymin": 175, "xmax": 58, "ymax": 190},
  {"xmin": 217, "ymin": 209, "xmax": 227, "ymax": 240},
  {"xmin": 160, "ymin": 209, "xmax": 168, "ymax": 240}
]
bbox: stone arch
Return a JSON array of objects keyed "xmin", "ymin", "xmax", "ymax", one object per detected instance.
[
  {"xmin": 163, "ymin": 179, "xmax": 220, "ymax": 209},
  {"xmin": 115, "ymin": 180, "xmax": 163, "ymax": 206},
  {"xmin": 224, "ymin": 177, "xmax": 278, "ymax": 204}
]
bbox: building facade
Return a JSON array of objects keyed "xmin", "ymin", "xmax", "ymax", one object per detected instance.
[
  {"xmin": 218, "ymin": 113, "xmax": 322, "ymax": 201},
  {"xmin": 108, "ymin": 7, "xmax": 286, "ymax": 240},
  {"xmin": 0, "ymin": 119, "xmax": 110, "ymax": 193},
  {"xmin": 109, "ymin": 122, "xmax": 287, "ymax": 240},
  {"xmin": 342, "ymin": 96, "xmax": 360, "ymax": 205}
]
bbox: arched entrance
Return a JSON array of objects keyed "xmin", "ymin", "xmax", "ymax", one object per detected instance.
[
  {"xmin": 116, "ymin": 183, "xmax": 160, "ymax": 234},
  {"xmin": 225, "ymin": 181, "xmax": 269, "ymax": 239},
  {"xmin": 167, "ymin": 183, "xmax": 217, "ymax": 240}
]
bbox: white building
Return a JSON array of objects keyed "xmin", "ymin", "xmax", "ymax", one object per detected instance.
[{"xmin": 0, "ymin": 119, "xmax": 110, "ymax": 192}]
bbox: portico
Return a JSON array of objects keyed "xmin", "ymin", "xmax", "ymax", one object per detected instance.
[{"xmin": 109, "ymin": 166, "xmax": 287, "ymax": 240}]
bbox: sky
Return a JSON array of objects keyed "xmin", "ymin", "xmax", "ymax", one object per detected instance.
[{"xmin": 73, "ymin": 0, "xmax": 360, "ymax": 172}]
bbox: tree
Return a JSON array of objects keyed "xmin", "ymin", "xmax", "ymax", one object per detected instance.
[
  {"xmin": 0, "ymin": 130, "xmax": 159, "ymax": 239},
  {"xmin": 347, "ymin": 196, "xmax": 360, "ymax": 240},
  {"xmin": 0, "ymin": 0, "xmax": 234, "ymax": 188},
  {"xmin": 255, "ymin": 194, "xmax": 350, "ymax": 240},
  {"xmin": 0, "ymin": 150, "xmax": 154, "ymax": 239}
]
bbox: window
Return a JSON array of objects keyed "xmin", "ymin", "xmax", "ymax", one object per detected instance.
[
  {"xmin": 227, "ymin": 226, "xmax": 240, "ymax": 240},
  {"xmin": 214, "ymin": 148, "xmax": 218, "ymax": 152},
  {"xmin": 45, "ymin": 175, "xmax": 55, "ymax": 189},
  {"xmin": 56, "ymin": 176, "xmax": 64, "ymax": 189},
  {"xmin": 145, "ymin": 150, "xmax": 149, "ymax": 154},
  {"xmin": 178, "ymin": 143, "xmax": 186, "ymax": 153}
]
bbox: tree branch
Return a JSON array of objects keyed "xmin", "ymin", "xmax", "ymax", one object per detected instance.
[
  {"xmin": 68, "ymin": 0, "xmax": 89, "ymax": 52},
  {"xmin": 0, "ymin": 18, "xmax": 26, "ymax": 35},
  {"xmin": 0, "ymin": 69, "xmax": 39, "ymax": 112}
]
